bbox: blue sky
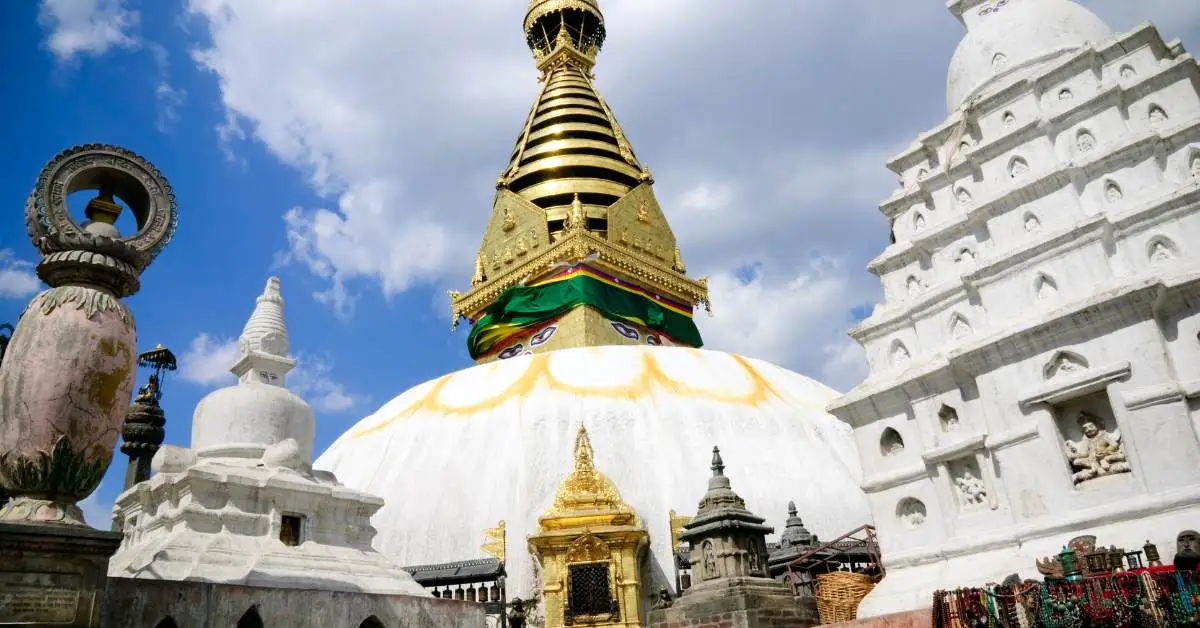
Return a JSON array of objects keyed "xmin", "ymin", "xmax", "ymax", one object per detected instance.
[{"xmin": 2, "ymin": 0, "xmax": 1198, "ymax": 526}]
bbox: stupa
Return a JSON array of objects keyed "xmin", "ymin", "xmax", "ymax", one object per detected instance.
[
  {"xmin": 830, "ymin": 0, "xmax": 1200, "ymax": 617},
  {"xmin": 108, "ymin": 277, "xmax": 425, "ymax": 596},
  {"xmin": 316, "ymin": 0, "xmax": 871, "ymax": 612}
]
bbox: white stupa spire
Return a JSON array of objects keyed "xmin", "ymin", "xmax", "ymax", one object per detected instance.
[{"xmin": 232, "ymin": 276, "xmax": 297, "ymax": 386}]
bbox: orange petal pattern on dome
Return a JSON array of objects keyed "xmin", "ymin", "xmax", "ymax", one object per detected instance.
[{"xmin": 349, "ymin": 349, "xmax": 830, "ymax": 440}]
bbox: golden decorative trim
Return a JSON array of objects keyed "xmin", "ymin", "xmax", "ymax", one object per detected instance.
[
  {"xmin": 669, "ymin": 510, "xmax": 692, "ymax": 549},
  {"xmin": 450, "ymin": 229, "xmax": 709, "ymax": 322},
  {"xmin": 525, "ymin": 0, "xmax": 602, "ymax": 33},
  {"xmin": 482, "ymin": 520, "xmax": 506, "ymax": 562}
]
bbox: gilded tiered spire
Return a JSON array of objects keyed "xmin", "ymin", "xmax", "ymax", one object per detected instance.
[{"xmin": 451, "ymin": 1, "xmax": 710, "ymax": 362}]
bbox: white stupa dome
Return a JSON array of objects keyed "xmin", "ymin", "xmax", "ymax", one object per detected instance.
[
  {"xmin": 316, "ymin": 345, "xmax": 871, "ymax": 598},
  {"xmin": 947, "ymin": 0, "xmax": 1113, "ymax": 111}
]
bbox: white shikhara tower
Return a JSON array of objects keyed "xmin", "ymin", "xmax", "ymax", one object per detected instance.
[
  {"xmin": 830, "ymin": 0, "xmax": 1200, "ymax": 617},
  {"xmin": 108, "ymin": 277, "xmax": 426, "ymax": 596}
]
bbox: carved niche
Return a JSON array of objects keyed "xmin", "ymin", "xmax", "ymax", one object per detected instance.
[
  {"xmin": 1060, "ymin": 406, "xmax": 1131, "ymax": 486},
  {"xmin": 948, "ymin": 458, "xmax": 988, "ymax": 509}
]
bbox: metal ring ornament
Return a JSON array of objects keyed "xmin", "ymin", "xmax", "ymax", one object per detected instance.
[{"xmin": 25, "ymin": 143, "xmax": 178, "ymax": 273}]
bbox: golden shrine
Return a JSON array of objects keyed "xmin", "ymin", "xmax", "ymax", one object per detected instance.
[{"xmin": 529, "ymin": 426, "xmax": 648, "ymax": 627}]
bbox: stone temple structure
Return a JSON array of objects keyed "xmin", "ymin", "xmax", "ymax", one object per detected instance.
[
  {"xmin": 317, "ymin": 0, "xmax": 871, "ymax": 620},
  {"xmin": 830, "ymin": 0, "xmax": 1200, "ymax": 617}
]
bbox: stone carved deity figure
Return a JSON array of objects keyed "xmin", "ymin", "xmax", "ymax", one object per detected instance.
[
  {"xmin": 1175, "ymin": 530, "xmax": 1200, "ymax": 571},
  {"xmin": 702, "ymin": 540, "xmax": 718, "ymax": 579},
  {"xmin": 507, "ymin": 598, "xmax": 527, "ymax": 628},
  {"xmin": 1077, "ymin": 132, "xmax": 1096, "ymax": 153},
  {"xmin": 1025, "ymin": 214, "xmax": 1041, "ymax": 233},
  {"xmin": 1064, "ymin": 412, "xmax": 1131, "ymax": 485},
  {"xmin": 954, "ymin": 467, "xmax": 988, "ymax": 507},
  {"xmin": 133, "ymin": 372, "xmax": 162, "ymax": 406},
  {"xmin": 1191, "ymin": 156, "xmax": 1200, "ymax": 181},
  {"xmin": 1151, "ymin": 241, "xmax": 1173, "ymax": 263},
  {"xmin": 1149, "ymin": 106, "xmax": 1168, "ymax": 126},
  {"xmin": 651, "ymin": 587, "xmax": 673, "ymax": 610},
  {"xmin": 899, "ymin": 499, "xmax": 926, "ymax": 528}
]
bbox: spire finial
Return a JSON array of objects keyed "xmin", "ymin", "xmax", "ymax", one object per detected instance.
[
  {"xmin": 233, "ymin": 276, "xmax": 296, "ymax": 385},
  {"xmin": 788, "ymin": 501, "xmax": 797, "ymax": 517},
  {"xmin": 574, "ymin": 425, "xmax": 595, "ymax": 471},
  {"xmin": 711, "ymin": 446, "xmax": 724, "ymax": 477}
]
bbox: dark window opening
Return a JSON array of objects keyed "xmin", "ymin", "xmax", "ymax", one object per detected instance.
[
  {"xmin": 280, "ymin": 515, "xmax": 303, "ymax": 547},
  {"xmin": 359, "ymin": 616, "xmax": 385, "ymax": 628},
  {"xmin": 568, "ymin": 563, "xmax": 614, "ymax": 617},
  {"xmin": 237, "ymin": 607, "xmax": 264, "ymax": 628},
  {"xmin": 154, "ymin": 618, "xmax": 179, "ymax": 628}
]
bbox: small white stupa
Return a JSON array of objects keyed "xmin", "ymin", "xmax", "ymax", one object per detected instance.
[{"xmin": 108, "ymin": 277, "xmax": 426, "ymax": 596}]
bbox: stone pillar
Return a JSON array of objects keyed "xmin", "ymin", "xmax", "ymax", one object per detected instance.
[
  {"xmin": 0, "ymin": 144, "xmax": 178, "ymax": 628},
  {"xmin": 648, "ymin": 447, "xmax": 818, "ymax": 628},
  {"xmin": 119, "ymin": 396, "xmax": 166, "ymax": 491}
]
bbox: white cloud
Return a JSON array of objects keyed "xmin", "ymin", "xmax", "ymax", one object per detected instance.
[
  {"xmin": 38, "ymin": 0, "xmax": 138, "ymax": 61},
  {"xmin": 696, "ymin": 260, "xmax": 869, "ymax": 392},
  {"xmin": 178, "ymin": 332, "xmax": 361, "ymax": 413},
  {"xmin": 0, "ymin": 250, "xmax": 42, "ymax": 299},
  {"xmin": 183, "ymin": 0, "xmax": 1200, "ymax": 388},
  {"xmin": 289, "ymin": 354, "xmax": 363, "ymax": 414},
  {"xmin": 179, "ymin": 333, "xmax": 239, "ymax": 386},
  {"xmin": 149, "ymin": 43, "xmax": 186, "ymax": 133}
]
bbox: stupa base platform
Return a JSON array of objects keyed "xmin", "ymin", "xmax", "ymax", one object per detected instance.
[
  {"xmin": 0, "ymin": 521, "xmax": 123, "ymax": 628},
  {"xmin": 648, "ymin": 578, "xmax": 819, "ymax": 628},
  {"xmin": 102, "ymin": 578, "xmax": 485, "ymax": 627}
]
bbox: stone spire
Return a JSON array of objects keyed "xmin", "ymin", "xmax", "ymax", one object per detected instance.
[
  {"xmin": 779, "ymin": 501, "xmax": 815, "ymax": 548},
  {"xmin": 232, "ymin": 276, "xmax": 296, "ymax": 386},
  {"xmin": 448, "ymin": 0, "xmax": 709, "ymax": 361}
]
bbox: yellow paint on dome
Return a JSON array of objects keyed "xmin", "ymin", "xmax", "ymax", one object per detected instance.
[{"xmin": 349, "ymin": 348, "xmax": 827, "ymax": 440}]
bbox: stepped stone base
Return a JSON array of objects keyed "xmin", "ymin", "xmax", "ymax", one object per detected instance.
[
  {"xmin": 0, "ymin": 521, "xmax": 123, "ymax": 628},
  {"xmin": 102, "ymin": 578, "xmax": 486, "ymax": 627},
  {"xmin": 648, "ymin": 578, "xmax": 818, "ymax": 628}
]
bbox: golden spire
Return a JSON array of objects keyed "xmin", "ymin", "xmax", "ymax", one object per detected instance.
[
  {"xmin": 543, "ymin": 425, "xmax": 628, "ymax": 519},
  {"xmin": 448, "ymin": 1, "xmax": 710, "ymax": 360}
]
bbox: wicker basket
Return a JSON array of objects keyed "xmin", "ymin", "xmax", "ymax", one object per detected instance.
[{"xmin": 814, "ymin": 571, "xmax": 875, "ymax": 625}]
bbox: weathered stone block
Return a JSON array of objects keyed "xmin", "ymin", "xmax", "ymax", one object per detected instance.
[{"xmin": 0, "ymin": 522, "xmax": 122, "ymax": 627}]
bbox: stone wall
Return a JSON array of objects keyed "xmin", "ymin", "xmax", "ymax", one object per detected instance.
[
  {"xmin": 103, "ymin": 578, "xmax": 486, "ymax": 628},
  {"xmin": 647, "ymin": 588, "xmax": 818, "ymax": 628}
]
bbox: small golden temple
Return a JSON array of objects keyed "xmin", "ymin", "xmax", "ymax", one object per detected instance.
[{"xmin": 529, "ymin": 426, "xmax": 648, "ymax": 627}]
